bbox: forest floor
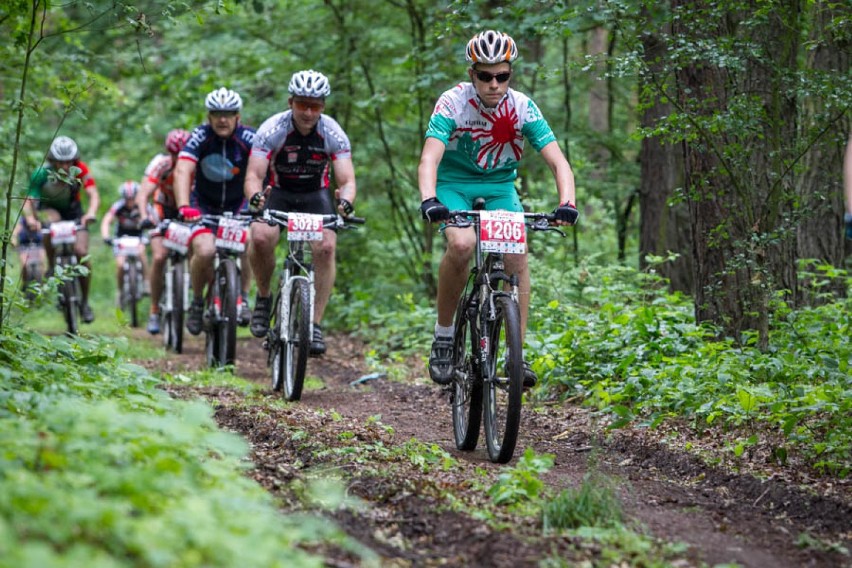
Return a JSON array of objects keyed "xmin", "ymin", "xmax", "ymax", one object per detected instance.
[{"xmin": 135, "ymin": 330, "xmax": 851, "ymax": 567}]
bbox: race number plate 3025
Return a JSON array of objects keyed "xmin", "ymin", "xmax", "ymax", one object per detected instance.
[
  {"xmin": 479, "ymin": 210, "xmax": 526, "ymax": 254},
  {"xmin": 287, "ymin": 213, "xmax": 324, "ymax": 241}
]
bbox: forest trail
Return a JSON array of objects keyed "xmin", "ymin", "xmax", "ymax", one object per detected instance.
[{"xmin": 135, "ymin": 331, "xmax": 851, "ymax": 567}]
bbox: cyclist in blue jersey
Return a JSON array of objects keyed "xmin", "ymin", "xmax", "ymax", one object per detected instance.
[
  {"xmin": 244, "ymin": 70, "xmax": 357, "ymax": 356},
  {"xmin": 418, "ymin": 30, "xmax": 579, "ymax": 387},
  {"xmin": 173, "ymin": 87, "xmax": 256, "ymax": 335}
]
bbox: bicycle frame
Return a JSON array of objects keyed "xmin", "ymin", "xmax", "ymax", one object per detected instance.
[
  {"xmin": 445, "ymin": 207, "xmax": 561, "ymax": 463},
  {"xmin": 260, "ymin": 208, "xmax": 364, "ymax": 400},
  {"xmin": 43, "ymin": 220, "xmax": 87, "ymax": 335}
]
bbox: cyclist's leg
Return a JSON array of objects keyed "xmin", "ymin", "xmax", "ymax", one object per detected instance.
[
  {"xmin": 73, "ymin": 224, "xmax": 91, "ymax": 305},
  {"xmin": 189, "ymin": 232, "xmax": 215, "ymax": 300},
  {"xmin": 312, "ymin": 228, "xmax": 336, "ymax": 323},
  {"xmin": 149, "ymin": 236, "xmax": 167, "ymax": 314},
  {"xmin": 248, "ymin": 221, "xmax": 279, "ymax": 298},
  {"xmin": 39, "ymin": 208, "xmax": 62, "ymax": 274}
]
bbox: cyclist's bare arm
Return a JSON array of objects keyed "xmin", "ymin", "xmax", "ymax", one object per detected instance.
[
  {"xmin": 332, "ymin": 157, "xmax": 357, "ymax": 211},
  {"xmin": 83, "ymin": 184, "xmax": 100, "ymax": 223},
  {"xmin": 22, "ymin": 197, "xmax": 40, "ymax": 229},
  {"xmin": 99, "ymin": 210, "xmax": 115, "ymax": 241},
  {"xmin": 417, "ymin": 137, "xmax": 446, "ymax": 202},
  {"xmin": 244, "ymin": 153, "xmax": 269, "ymax": 206},
  {"xmin": 540, "ymin": 141, "xmax": 576, "ymax": 216},
  {"xmin": 137, "ymin": 178, "xmax": 157, "ymax": 222},
  {"xmin": 172, "ymin": 158, "xmax": 195, "ymax": 209}
]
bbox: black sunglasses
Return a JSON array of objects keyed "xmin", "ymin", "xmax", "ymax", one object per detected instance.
[{"xmin": 474, "ymin": 70, "xmax": 512, "ymax": 83}]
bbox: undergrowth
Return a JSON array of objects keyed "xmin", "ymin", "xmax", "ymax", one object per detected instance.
[{"xmin": 0, "ymin": 327, "xmax": 354, "ymax": 568}]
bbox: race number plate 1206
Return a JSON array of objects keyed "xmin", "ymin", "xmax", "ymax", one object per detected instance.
[
  {"xmin": 287, "ymin": 213, "xmax": 324, "ymax": 241},
  {"xmin": 479, "ymin": 210, "xmax": 526, "ymax": 254}
]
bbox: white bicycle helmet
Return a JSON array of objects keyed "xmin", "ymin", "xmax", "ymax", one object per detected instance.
[
  {"xmin": 48, "ymin": 136, "xmax": 79, "ymax": 161},
  {"xmin": 119, "ymin": 180, "xmax": 140, "ymax": 200},
  {"xmin": 465, "ymin": 30, "xmax": 518, "ymax": 65},
  {"xmin": 205, "ymin": 87, "xmax": 243, "ymax": 112},
  {"xmin": 288, "ymin": 70, "xmax": 331, "ymax": 98}
]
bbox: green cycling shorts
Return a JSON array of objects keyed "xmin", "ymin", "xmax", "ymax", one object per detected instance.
[{"xmin": 436, "ymin": 181, "xmax": 523, "ymax": 213}]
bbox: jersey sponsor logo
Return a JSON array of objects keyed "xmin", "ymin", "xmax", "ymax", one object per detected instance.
[
  {"xmin": 288, "ymin": 152, "xmax": 298, "ymax": 163},
  {"xmin": 200, "ymin": 153, "xmax": 237, "ymax": 182}
]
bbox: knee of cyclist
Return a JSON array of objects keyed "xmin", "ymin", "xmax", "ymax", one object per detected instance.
[{"xmin": 446, "ymin": 240, "xmax": 475, "ymax": 262}]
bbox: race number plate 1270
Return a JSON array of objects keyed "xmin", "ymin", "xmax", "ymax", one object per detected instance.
[
  {"xmin": 480, "ymin": 210, "xmax": 526, "ymax": 254},
  {"xmin": 287, "ymin": 213, "xmax": 324, "ymax": 241},
  {"xmin": 215, "ymin": 217, "xmax": 248, "ymax": 252}
]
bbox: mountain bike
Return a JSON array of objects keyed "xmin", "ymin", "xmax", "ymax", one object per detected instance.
[
  {"xmin": 259, "ymin": 209, "xmax": 364, "ymax": 400},
  {"xmin": 107, "ymin": 235, "xmax": 149, "ymax": 328},
  {"xmin": 19, "ymin": 243, "xmax": 45, "ymax": 301},
  {"xmin": 201, "ymin": 213, "xmax": 252, "ymax": 368},
  {"xmin": 157, "ymin": 220, "xmax": 192, "ymax": 353},
  {"xmin": 43, "ymin": 220, "xmax": 89, "ymax": 335},
  {"xmin": 445, "ymin": 203, "xmax": 562, "ymax": 463}
]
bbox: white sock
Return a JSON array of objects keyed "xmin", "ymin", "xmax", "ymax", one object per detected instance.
[{"xmin": 434, "ymin": 323, "xmax": 454, "ymax": 338}]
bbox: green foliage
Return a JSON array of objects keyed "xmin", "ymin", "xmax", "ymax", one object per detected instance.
[
  {"xmin": 541, "ymin": 473, "xmax": 623, "ymax": 532},
  {"xmin": 526, "ymin": 262, "xmax": 852, "ymax": 476},
  {"xmin": 487, "ymin": 448, "xmax": 554, "ymax": 506},
  {"xmin": 0, "ymin": 326, "xmax": 335, "ymax": 567}
]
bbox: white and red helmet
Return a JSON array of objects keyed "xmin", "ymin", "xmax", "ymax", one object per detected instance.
[
  {"xmin": 465, "ymin": 30, "xmax": 518, "ymax": 65},
  {"xmin": 119, "ymin": 180, "xmax": 140, "ymax": 201},
  {"xmin": 165, "ymin": 129, "xmax": 190, "ymax": 154}
]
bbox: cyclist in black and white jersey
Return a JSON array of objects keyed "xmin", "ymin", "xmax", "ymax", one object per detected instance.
[{"xmin": 244, "ymin": 69, "xmax": 357, "ymax": 356}]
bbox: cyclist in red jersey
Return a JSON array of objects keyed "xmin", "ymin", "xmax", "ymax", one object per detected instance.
[
  {"xmin": 22, "ymin": 135, "xmax": 101, "ymax": 323},
  {"xmin": 137, "ymin": 129, "xmax": 190, "ymax": 334}
]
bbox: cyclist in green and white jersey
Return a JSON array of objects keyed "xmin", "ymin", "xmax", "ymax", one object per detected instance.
[{"xmin": 418, "ymin": 30, "xmax": 579, "ymax": 387}]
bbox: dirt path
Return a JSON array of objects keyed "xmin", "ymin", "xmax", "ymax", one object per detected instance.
[{"xmin": 137, "ymin": 331, "xmax": 851, "ymax": 567}]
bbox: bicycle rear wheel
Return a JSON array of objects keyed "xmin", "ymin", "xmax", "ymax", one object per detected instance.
[
  {"xmin": 126, "ymin": 261, "xmax": 139, "ymax": 328},
  {"xmin": 216, "ymin": 259, "xmax": 239, "ymax": 366},
  {"xmin": 483, "ymin": 294, "xmax": 523, "ymax": 463},
  {"xmin": 452, "ymin": 292, "xmax": 483, "ymax": 451},
  {"xmin": 278, "ymin": 279, "xmax": 310, "ymax": 401},
  {"xmin": 63, "ymin": 276, "xmax": 80, "ymax": 336},
  {"xmin": 204, "ymin": 272, "xmax": 221, "ymax": 367},
  {"xmin": 170, "ymin": 261, "xmax": 185, "ymax": 353}
]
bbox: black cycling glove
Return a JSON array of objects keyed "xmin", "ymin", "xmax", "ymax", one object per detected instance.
[
  {"xmin": 248, "ymin": 192, "xmax": 265, "ymax": 213},
  {"xmin": 554, "ymin": 201, "xmax": 579, "ymax": 224},
  {"xmin": 338, "ymin": 198, "xmax": 354, "ymax": 216},
  {"xmin": 420, "ymin": 197, "xmax": 450, "ymax": 222}
]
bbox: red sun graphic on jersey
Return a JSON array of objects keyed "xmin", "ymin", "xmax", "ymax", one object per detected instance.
[{"xmin": 457, "ymin": 98, "xmax": 523, "ymax": 169}]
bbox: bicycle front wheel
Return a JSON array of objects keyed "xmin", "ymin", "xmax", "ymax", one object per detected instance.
[
  {"xmin": 282, "ymin": 279, "xmax": 311, "ymax": 401},
  {"xmin": 63, "ymin": 276, "xmax": 80, "ymax": 336},
  {"xmin": 452, "ymin": 292, "xmax": 483, "ymax": 451},
  {"xmin": 483, "ymin": 295, "xmax": 523, "ymax": 463},
  {"xmin": 216, "ymin": 259, "xmax": 239, "ymax": 366},
  {"xmin": 170, "ymin": 261, "xmax": 185, "ymax": 353},
  {"xmin": 126, "ymin": 261, "xmax": 139, "ymax": 328}
]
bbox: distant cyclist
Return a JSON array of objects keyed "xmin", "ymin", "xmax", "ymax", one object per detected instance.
[
  {"xmin": 101, "ymin": 180, "xmax": 153, "ymax": 305},
  {"xmin": 137, "ymin": 128, "xmax": 191, "ymax": 334},
  {"xmin": 12, "ymin": 218, "xmax": 45, "ymax": 299},
  {"xmin": 173, "ymin": 88, "xmax": 256, "ymax": 335},
  {"xmin": 244, "ymin": 69, "xmax": 357, "ymax": 356},
  {"xmin": 22, "ymin": 135, "xmax": 101, "ymax": 323},
  {"xmin": 418, "ymin": 30, "xmax": 578, "ymax": 387}
]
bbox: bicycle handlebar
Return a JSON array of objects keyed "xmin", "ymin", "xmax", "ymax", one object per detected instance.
[
  {"xmin": 260, "ymin": 209, "xmax": 366, "ymax": 228},
  {"xmin": 445, "ymin": 210, "xmax": 560, "ymax": 233}
]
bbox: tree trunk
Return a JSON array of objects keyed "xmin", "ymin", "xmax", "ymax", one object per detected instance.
[
  {"xmin": 638, "ymin": 25, "xmax": 691, "ymax": 293},
  {"xmin": 796, "ymin": 1, "xmax": 851, "ymax": 303},
  {"xmin": 673, "ymin": 0, "xmax": 801, "ymax": 348}
]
